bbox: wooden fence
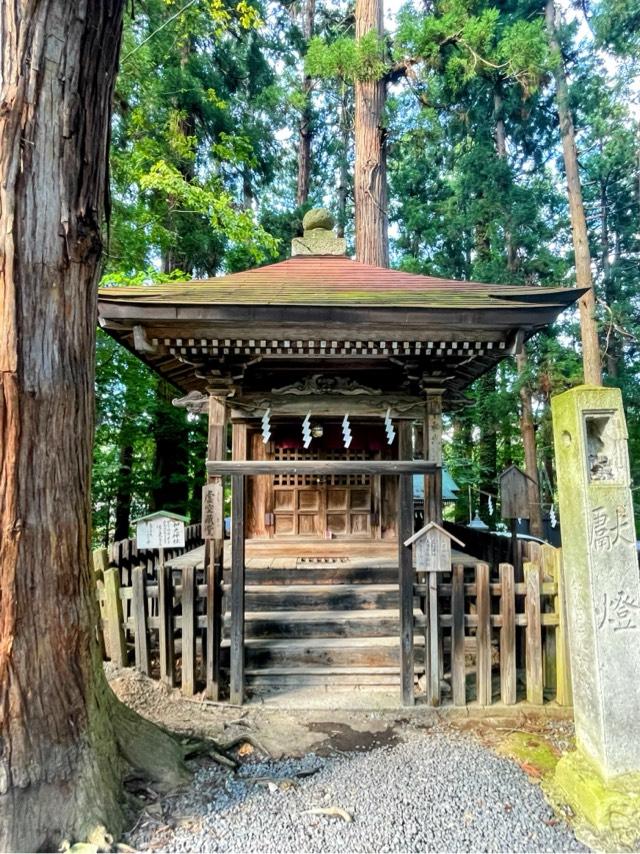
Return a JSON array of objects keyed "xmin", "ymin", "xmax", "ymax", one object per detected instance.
[
  {"xmin": 101, "ymin": 523, "xmax": 204, "ymax": 583},
  {"xmin": 94, "ymin": 539, "xmax": 572, "ymax": 708}
]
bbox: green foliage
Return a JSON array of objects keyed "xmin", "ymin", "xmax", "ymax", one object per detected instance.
[
  {"xmin": 306, "ymin": 30, "xmax": 387, "ymax": 82},
  {"xmin": 92, "ymin": 0, "xmax": 640, "ymax": 542}
]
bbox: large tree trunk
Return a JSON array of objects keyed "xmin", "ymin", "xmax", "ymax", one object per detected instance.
[
  {"xmin": 600, "ymin": 174, "xmax": 619, "ymax": 378},
  {"xmin": 296, "ymin": 0, "xmax": 316, "ymax": 206},
  {"xmin": 0, "ymin": 5, "xmax": 187, "ymax": 849},
  {"xmin": 545, "ymin": 0, "xmax": 602, "ymax": 385},
  {"xmin": 354, "ymin": 0, "xmax": 389, "ymax": 266},
  {"xmin": 493, "ymin": 89, "xmax": 542, "ymax": 536}
]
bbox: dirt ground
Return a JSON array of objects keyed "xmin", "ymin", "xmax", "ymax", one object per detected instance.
[{"xmin": 106, "ymin": 663, "xmax": 575, "ymax": 769}]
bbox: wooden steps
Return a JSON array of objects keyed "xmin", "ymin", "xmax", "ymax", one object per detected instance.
[
  {"xmin": 222, "ymin": 562, "xmax": 411, "ymax": 694},
  {"xmin": 244, "ymin": 666, "xmax": 409, "ymax": 689},
  {"xmin": 230, "ymin": 582, "xmax": 402, "ymax": 612},
  {"xmin": 224, "ymin": 609, "xmax": 418, "ymax": 639}
]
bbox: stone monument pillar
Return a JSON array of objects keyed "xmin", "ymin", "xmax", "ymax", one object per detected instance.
[{"xmin": 551, "ymin": 385, "xmax": 640, "ymax": 841}]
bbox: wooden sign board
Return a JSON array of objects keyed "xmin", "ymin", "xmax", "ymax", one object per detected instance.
[
  {"xmin": 405, "ymin": 522, "xmax": 465, "ymax": 574},
  {"xmin": 136, "ymin": 512, "xmax": 186, "ymax": 550},
  {"xmin": 500, "ymin": 465, "xmax": 530, "ymax": 520},
  {"xmin": 202, "ymin": 481, "xmax": 223, "ymax": 540}
]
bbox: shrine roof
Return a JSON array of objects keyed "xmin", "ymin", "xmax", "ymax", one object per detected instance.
[{"xmin": 98, "ymin": 254, "xmax": 580, "ymax": 311}]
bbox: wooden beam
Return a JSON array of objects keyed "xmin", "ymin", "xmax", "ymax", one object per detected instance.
[
  {"xmin": 206, "ymin": 460, "xmax": 438, "ymax": 476},
  {"xmin": 230, "ymin": 474, "xmax": 246, "ymax": 705},
  {"xmin": 398, "ymin": 423, "xmax": 414, "ymax": 707}
]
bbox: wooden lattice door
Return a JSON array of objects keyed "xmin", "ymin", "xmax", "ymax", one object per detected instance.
[{"xmin": 272, "ymin": 448, "xmax": 373, "ymax": 538}]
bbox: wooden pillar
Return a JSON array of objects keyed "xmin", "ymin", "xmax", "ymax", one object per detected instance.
[
  {"xmin": 423, "ymin": 391, "xmax": 443, "ymax": 524},
  {"xmin": 230, "ymin": 474, "xmax": 246, "ymax": 705},
  {"xmin": 205, "ymin": 394, "xmax": 227, "ymax": 701},
  {"xmin": 398, "ymin": 421, "xmax": 414, "ymax": 706}
]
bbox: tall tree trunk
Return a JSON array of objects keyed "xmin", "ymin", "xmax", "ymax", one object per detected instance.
[
  {"xmin": 493, "ymin": 89, "xmax": 542, "ymax": 536},
  {"xmin": 545, "ymin": 0, "xmax": 602, "ymax": 385},
  {"xmin": 600, "ymin": 175, "xmax": 619, "ymax": 378},
  {"xmin": 0, "ymin": 5, "xmax": 186, "ymax": 848},
  {"xmin": 477, "ymin": 371, "xmax": 498, "ymax": 523},
  {"xmin": 150, "ymin": 380, "xmax": 190, "ymax": 516},
  {"xmin": 296, "ymin": 0, "xmax": 316, "ymax": 206},
  {"xmin": 336, "ymin": 84, "xmax": 351, "ymax": 238},
  {"xmin": 354, "ymin": 0, "xmax": 389, "ymax": 266},
  {"xmin": 516, "ymin": 350, "xmax": 543, "ymax": 536},
  {"xmin": 114, "ymin": 439, "xmax": 134, "ymax": 541}
]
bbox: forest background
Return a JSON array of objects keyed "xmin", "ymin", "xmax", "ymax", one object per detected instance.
[{"xmin": 95, "ymin": 0, "xmax": 640, "ymax": 545}]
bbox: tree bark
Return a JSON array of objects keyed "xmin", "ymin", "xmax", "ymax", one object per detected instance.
[
  {"xmin": 545, "ymin": 0, "xmax": 602, "ymax": 385},
  {"xmin": 493, "ymin": 89, "xmax": 542, "ymax": 536},
  {"xmin": 600, "ymin": 175, "xmax": 619, "ymax": 378},
  {"xmin": 354, "ymin": 0, "xmax": 389, "ymax": 266},
  {"xmin": 0, "ymin": 4, "xmax": 187, "ymax": 849},
  {"xmin": 516, "ymin": 350, "xmax": 543, "ymax": 537},
  {"xmin": 336, "ymin": 85, "xmax": 351, "ymax": 238},
  {"xmin": 150, "ymin": 381, "xmax": 190, "ymax": 516},
  {"xmin": 296, "ymin": 0, "xmax": 316, "ymax": 207}
]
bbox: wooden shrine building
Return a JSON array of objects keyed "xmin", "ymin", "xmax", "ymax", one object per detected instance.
[{"xmin": 98, "ymin": 208, "xmax": 581, "ymax": 704}]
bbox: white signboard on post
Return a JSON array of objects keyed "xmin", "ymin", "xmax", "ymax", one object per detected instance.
[{"xmin": 135, "ymin": 511, "xmax": 187, "ymax": 550}]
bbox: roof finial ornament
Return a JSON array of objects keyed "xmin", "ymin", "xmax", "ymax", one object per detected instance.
[{"xmin": 292, "ymin": 207, "xmax": 347, "ymax": 257}]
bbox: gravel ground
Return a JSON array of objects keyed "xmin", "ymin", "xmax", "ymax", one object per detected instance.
[{"xmin": 125, "ymin": 725, "xmax": 587, "ymax": 853}]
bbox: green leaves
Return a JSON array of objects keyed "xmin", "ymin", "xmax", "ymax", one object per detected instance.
[{"xmin": 305, "ymin": 30, "xmax": 387, "ymax": 82}]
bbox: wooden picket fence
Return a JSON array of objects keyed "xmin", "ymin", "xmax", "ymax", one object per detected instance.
[
  {"xmin": 413, "ymin": 542, "xmax": 572, "ymax": 707},
  {"xmin": 102, "ymin": 524, "xmax": 204, "ymax": 584},
  {"xmin": 94, "ymin": 539, "xmax": 572, "ymax": 708}
]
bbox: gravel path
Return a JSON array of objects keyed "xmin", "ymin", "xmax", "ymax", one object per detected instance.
[{"xmin": 126, "ymin": 726, "xmax": 587, "ymax": 853}]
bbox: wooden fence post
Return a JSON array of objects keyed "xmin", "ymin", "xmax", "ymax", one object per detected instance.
[
  {"xmin": 499, "ymin": 563, "xmax": 516, "ymax": 705},
  {"xmin": 451, "ymin": 563, "xmax": 466, "ymax": 706},
  {"xmin": 230, "ymin": 474, "xmax": 246, "ymax": 705},
  {"xmin": 181, "ymin": 564, "xmax": 196, "ymax": 696},
  {"xmin": 103, "ymin": 567, "xmax": 126, "ymax": 667},
  {"xmin": 525, "ymin": 561, "xmax": 544, "ymax": 704},
  {"xmin": 93, "ymin": 548, "xmax": 109, "ymax": 660},
  {"xmin": 158, "ymin": 561, "xmax": 175, "ymax": 687},
  {"xmin": 540, "ymin": 544, "xmax": 557, "ymax": 694},
  {"xmin": 554, "ymin": 548, "xmax": 573, "ymax": 706},
  {"xmin": 132, "ymin": 566, "xmax": 150, "ymax": 675},
  {"xmin": 476, "ymin": 562, "xmax": 492, "ymax": 706}
]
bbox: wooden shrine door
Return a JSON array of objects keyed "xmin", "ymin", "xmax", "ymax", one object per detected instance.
[{"xmin": 272, "ymin": 448, "xmax": 373, "ymax": 538}]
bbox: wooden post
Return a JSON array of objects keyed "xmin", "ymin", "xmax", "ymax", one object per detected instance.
[
  {"xmin": 181, "ymin": 563, "xmax": 196, "ymax": 696},
  {"xmin": 427, "ymin": 571, "xmax": 439, "ymax": 705},
  {"xmin": 103, "ymin": 567, "xmax": 126, "ymax": 667},
  {"xmin": 93, "ymin": 548, "xmax": 109, "ymax": 660},
  {"xmin": 205, "ymin": 393, "xmax": 227, "ymax": 701},
  {"xmin": 525, "ymin": 561, "xmax": 544, "ymax": 704},
  {"xmin": 539, "ymin": 544, "xmax": 557, "ymax": 693},
  {"xmin": 424, "ymin": 391, "xmax": 444, "ymax": 694},
  {"xmin": 451, "ymin": 564, "xmax": 466, "ymax": 706},
  {"xmin": 423, "ymin": 390, "xmax": 443, "ymax": 524},
  {"xmin": 158, "ymin": 556, "xmax": 174, "ymax": 687},
  {"xmin": 499, "ymin": 563, "xmax": 516, "ymax": 705},
  {"xmin": 554, "ymin": 548, "xmax": 573, "ymax": 706},
  {"xmin": 398, "ymin": 421, "xmax": 414, "ymax": 706},
  {"xmin": 476, "ymin": 562, "xmax": 492, "ymax": 706},
  {"xmin": 230, "ymin": 474, "xmax": 246, "ymax": 705},
  {"xmin": 132, "ymin": 566, "xmax": 150, "ymax": 675}
]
